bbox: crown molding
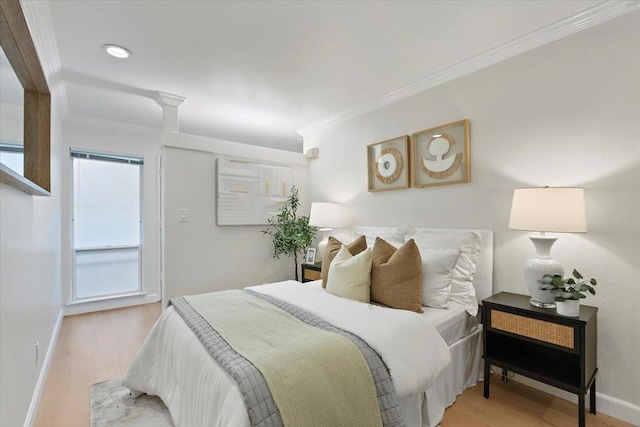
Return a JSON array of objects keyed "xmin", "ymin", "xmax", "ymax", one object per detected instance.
[
  {"xmin": 155, "ymin": 91, "xmax": 186, "ymax": 108},
  {"xmin": 65, "ymin": 113, "xmax": 163, "ymax": 135},
  {"xmin": 20, "ymin": 0, "xmax": 70, "ymax": 119},
  {"xmin": 297, "ymin": 0, "xmax": 640, "ymax": 137}
]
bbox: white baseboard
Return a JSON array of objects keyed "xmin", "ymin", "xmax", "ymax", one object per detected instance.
[
  {"xmin": 64, "ymin": 293, "xmax": 161, "ymax": 316},
  {"xmin": 24, "ymin": 309, "xmax": 64, "ymax": 427},
  {"xmin": 508, "ymin": 372, "xmax": 640, "ymax": 426}
]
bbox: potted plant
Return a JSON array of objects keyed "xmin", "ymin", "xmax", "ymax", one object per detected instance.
[
  {"xmin": 538, "ymin": 269, "xmax": 597, "ymax": 317},
  {"xmin": 262, "ymin": 186, "xmax": 318, "ymax": 281}
]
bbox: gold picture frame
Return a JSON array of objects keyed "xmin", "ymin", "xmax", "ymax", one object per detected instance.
[
  {"xmin": 411, "ymin": 119, "xmax": 470, "ymax": 188},
  {"xmin": 367, "ymin": 136, "xmax": 410, "ymax": 192}
]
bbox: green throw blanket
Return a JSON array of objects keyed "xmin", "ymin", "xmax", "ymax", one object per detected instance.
[{"xmin": 185, "ymin": 290, "xmax": 383, "ymax": 427}]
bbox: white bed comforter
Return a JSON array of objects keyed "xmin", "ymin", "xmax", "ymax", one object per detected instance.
[{"xmin": 123, "ymin": 280, "xmax": 451, "ymax": 427}]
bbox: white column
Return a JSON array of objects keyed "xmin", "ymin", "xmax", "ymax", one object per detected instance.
[{"xmin": 155, "ymin": 92, "xmax": 186, "ymax": 133}]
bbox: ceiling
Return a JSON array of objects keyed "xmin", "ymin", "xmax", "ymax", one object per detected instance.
[{"xmin": 45, "ymin": 0, "xmax": 613, "ymax": 152}]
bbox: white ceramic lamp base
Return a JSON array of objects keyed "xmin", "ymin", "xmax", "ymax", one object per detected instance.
[
  {"xmin": 524, "ymin": 235, "xmax": 564, "ymax": 308},
  {"xmin": 316, "ymin": 228, "xmax": 332, "ymax": 262}
]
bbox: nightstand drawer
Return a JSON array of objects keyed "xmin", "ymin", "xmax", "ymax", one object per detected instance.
[
  {"xmin": 301, "ymin": 262, "xmax": 322, "ymax": 283},
  {"xmin": 303, "ymin": 268, "xmax": 321, "ymax": 281},
  {"xmin": 490, "ymin": 309, "xmax": 575, "ymax": 350}
]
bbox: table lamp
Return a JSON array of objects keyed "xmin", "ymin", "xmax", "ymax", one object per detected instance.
[
  {"xmin": 309, "ymin": 202, "xmax": 341, "ymax": 261},
  {"xmin": 508, "ymin": 187, "xmax": 587, "ymax": 308}
]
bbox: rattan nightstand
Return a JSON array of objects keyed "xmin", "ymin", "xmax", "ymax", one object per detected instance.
[
  {"xmin": 482, "ymin": 292, "xmax": 598, "ymax": 427},
  {"xmin": 301, "ymin": 262, "xmax": 322, "ymax": 283}
]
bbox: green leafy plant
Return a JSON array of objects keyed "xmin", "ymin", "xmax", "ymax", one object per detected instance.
[
  {"xmin": 538, "ymin": 269, "xmax": 597, "ymax": 302},
  {"xmin": 262, "ymin": 186, "xmax": 317, "ymax": 281}
]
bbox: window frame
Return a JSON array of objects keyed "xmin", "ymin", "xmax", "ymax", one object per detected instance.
[{"xmin": 70, "ymin": 151, "xmax": 145, "ymax": 302}]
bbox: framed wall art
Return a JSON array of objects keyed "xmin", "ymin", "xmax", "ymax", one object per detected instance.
[
  {"xmin": 411, "ymin": 119, "xmax": 470, "ymax": 188},
  {"xmin": 367, "ymin": 136, "xmax": 410, "ymax": 192}
]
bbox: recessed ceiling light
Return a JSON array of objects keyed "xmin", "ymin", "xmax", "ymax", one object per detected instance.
[{"xmin": 103, "ymin": 44, "xmax": 131, "ymax": 59}]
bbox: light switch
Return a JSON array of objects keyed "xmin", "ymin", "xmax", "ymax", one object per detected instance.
[{"xmin": 179, "ymin": 208, "xmax": 188, "ymax": 222}]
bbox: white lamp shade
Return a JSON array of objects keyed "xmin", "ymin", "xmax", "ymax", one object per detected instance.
[
  {"xmin": 309, "ymin": 202, "xmax": 341, "ymax": 228},
  {"xmin": 509, "ymin": 187, "xmax": 587, "ymax": 233}
]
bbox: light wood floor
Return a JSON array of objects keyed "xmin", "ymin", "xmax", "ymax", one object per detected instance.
[
  {"xmin": 34, "ymin": 303, "xmax": 161, "ymax": 426},
  {"xmin": 441, "ymin": 378, "xmax": 632, "ymax": 427},
  {"xmin": 34, "ymin": 302, "xmax": 632, "ymax": 427}
]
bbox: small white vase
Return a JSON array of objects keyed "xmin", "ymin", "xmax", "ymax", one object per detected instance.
[{"xmin": 556, "ymin": 299, "xmax": 580, "ymax": 317}]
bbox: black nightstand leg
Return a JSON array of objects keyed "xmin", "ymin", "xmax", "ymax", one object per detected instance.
[
  {"xmin": 590, "ymin": 379, "xmax": 596, "ymax": 414},
  {"xmin": 483, "ymin": 362, "xmax": 490, "ymax": 398},
  {"xmin": 579, "ymin": 393, "xmax": 585, "ymax": 427}
]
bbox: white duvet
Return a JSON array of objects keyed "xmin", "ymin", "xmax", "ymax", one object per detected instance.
[{"xmin": 123, "ymin": 280, "xmax": 451, "ymax": 427}]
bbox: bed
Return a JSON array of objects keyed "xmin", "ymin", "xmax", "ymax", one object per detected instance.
[{"xmin": 123, "ymin": 227, "xmax": 493, "ymax": 427}]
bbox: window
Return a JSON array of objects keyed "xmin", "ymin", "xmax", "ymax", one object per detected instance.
[
  {"xmin": 0, "ymin": 142, "xmax": 24, "ymax": 176},
  {"xmin": 71, "ymin": 150, "xmax": 143, "ymax": 301}
]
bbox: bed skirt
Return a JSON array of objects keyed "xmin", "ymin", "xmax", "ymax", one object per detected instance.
[{"xmin": 399, "ymin": 325, "xmax": 484, "ymax": 427}]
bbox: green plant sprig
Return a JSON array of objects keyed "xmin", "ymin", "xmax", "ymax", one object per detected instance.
[{"xmin": 538, "ymin": 269, "xmax": 597, "ymax": 302}]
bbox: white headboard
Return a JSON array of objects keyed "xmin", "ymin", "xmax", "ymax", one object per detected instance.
[{"xmin": 352, "ymin": 227, "xmax": 494, "ymax": 304}]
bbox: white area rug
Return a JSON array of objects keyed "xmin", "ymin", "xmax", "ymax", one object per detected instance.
[{"xmin": 90, "ymin": 378, "xmax": 174, "ymax": 427}]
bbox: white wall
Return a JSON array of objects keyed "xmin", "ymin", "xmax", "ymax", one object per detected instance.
[
  {"xmin": 59, "ymin": 124, "xmax": 310, "ymax": 310},
  {"xmin": 303, "ymin": 11, "xmax": 640, "ymax": 418},
  {"xmin": 0, "ymin": 96, "xmax": 63, "ymax": 426},
  {"xmin": 162, "ymin": 132, "xmax": 309, "ymax": 302},
  {"xmin": 61, "ymin": 121, "xmax": 163, "ymax": 314},
  {"xmin": 0, "ymin": 103, "xmax": 23, "ymax": 142},
  {"xmin": 59, "ymin": 119, "xmax": 312, "ymax": 313}
]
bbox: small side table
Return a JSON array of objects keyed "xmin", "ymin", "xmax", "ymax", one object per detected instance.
[
  {"xmin": 483, "ymin": 292, "xmax": 598, "ymax": 427},
  {"xmin": 301, "ymin": 262, "xmax": 322, "ymax": 283}
]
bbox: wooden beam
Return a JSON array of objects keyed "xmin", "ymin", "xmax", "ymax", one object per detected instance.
[
  {"xmin": 0, "ymin": 0, "xmax": 51, "ymax": 194},
  {"xmin": 24, "ymin": 90, "xmax": 51, "ymax": 191},
  {"xmin": 0, "ymin": 0, "xmax": 49, "ymax": 94}
]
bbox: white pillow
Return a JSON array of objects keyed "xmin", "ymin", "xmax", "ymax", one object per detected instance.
[
  {"xmin": 406, "ymin": 230, "xmax": 482, "ymax": 315},
  {"xmin": 418, "ymin": 248, "xmax": 461, "ymax": 308},
  {"xmin": 326, "ymin": 245, "xmax": 373, "ymax": 303},
  {"xmin": 353, "ymin": 226, "xmax": 413, "ymax": 249}
]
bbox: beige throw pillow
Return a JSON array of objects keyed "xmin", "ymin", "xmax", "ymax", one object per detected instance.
[
  {"xmin": 325, "ymin": 245, "xmax": 373, "ymax": 303},
  {"xmin": 321, "ymin": 235, "xmax": 367, "ymax": 288},
  {"xmin": 371, "ymin": 238, "xmax": 423, "ymax": 313}
]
